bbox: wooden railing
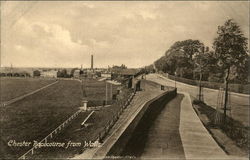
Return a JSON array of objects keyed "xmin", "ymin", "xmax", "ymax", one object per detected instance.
[
  {"xmin": 18, "ymin": 109, "xmax": 82, "ymax": 159},
  {"xmin": 97, "ymin": 91, "xmax": 136, "ymax": 142}
]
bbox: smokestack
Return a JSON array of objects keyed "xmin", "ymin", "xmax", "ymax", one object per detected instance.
[{"xmin": 91, "ymin": 55, "xmax": 93, "ymax": 70}]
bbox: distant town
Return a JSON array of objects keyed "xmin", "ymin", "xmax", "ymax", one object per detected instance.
[{"xmin": 0, "ymin": 55, "xmax": 141, "ymax": 81}]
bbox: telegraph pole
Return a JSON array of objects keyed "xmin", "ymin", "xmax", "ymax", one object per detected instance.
[
  {"xmin": 110, "ymin": 83, "xmax": 112, "ymax": 100},
  {"xmin": 198, "ymin": 54, "xmax": 202, "ymax": 101},
  {"xmin": 197, "ymin": 46, "xmax": 204, "ymax": 101},
  {"xmin": 105, "ymin": 81, "xmax": 108, "ymax": 105}
]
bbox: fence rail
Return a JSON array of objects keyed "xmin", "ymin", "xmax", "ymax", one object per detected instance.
[
  {"xmin": 19, "ymin": 87, "xmax": 137, "ymax": 159},
  {"xmin": 165, "ymin": 73, "xmax": 249, "ymax": 94},
  {"xmin": 97, "ymin": 91, "xmax": 136, "ymax": 142},
  {"xmin": 1, "ymin": 81, "xmax": 58, "ymax": 107},
  {"xmin": 18, "ymin": 109, "xmax": 82, "ymax": 159}
]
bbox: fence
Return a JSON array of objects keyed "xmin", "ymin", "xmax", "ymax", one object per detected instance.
[
  {"xmin": 1, "ymin": 81, "xmax": 59, "ymax": 107},
  {"xmin": 18, "ymin": 109, "xmax": 82, "ymax": 159},
  {"xmin": 97, "ymin": 91, "xmax": 136, "ymax": 143},
  {"xmin": 166, "ymin": 74, "xmax": 249, "ymax": 94}
]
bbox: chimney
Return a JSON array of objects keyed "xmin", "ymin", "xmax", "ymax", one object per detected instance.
[{"xmin": 91, "ymin": 55, "xmax": 93, "ymax": 70}]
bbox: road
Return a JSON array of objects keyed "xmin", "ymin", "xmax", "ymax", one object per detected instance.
[{"xmin": 146, "ymin": 73, "xmax": 249, "ymax": 126}]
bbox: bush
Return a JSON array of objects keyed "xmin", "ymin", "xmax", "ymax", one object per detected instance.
[
  {"xmin": 0, "ymin": 73, "xmax": 6, "ymax": 77},
  {"xmin": 33, "ymin": 70, "xmax": 41, "ymax": 77}
]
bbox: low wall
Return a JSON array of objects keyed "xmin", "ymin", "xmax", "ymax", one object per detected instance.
[{"xmin": 107, "ymin": 88, "xmax": 177, "ymax": 156}]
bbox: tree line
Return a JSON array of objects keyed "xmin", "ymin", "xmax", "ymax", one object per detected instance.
[
  {"xmin": 0, "ymin": 72, "xmax": 31, "ymax": 77},
  {"xmin": 153, "ymin": 19, "xmax": 249, "ymax": 84}
]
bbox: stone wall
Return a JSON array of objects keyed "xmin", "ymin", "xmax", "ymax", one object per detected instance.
[{"xmin": 107, "ymin": 88, "xmax": 177, "ymax": 156}]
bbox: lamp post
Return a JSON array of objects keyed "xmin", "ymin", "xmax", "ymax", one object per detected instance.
[
  {"xmin": 105, "ymin": 81, "xmax": 108, "ymax": 105},
  {"xmin": 174, "ymin": 71, "xmax": 177, "ymax": 89}
]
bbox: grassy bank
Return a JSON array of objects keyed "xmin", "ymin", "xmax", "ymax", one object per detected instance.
[
  {"xmin": 192, "ymin": 100, "xmax": 249, "ymax": 158},
  {"xmin": 26, "ymin": 86, "xmax": 133, "ymax": 159},
  {"xmin": 0, "ymin": 78, "xmax": 122, "ymax": 159}
]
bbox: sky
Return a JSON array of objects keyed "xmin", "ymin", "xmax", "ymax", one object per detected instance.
[{"xmin": 0, "ymin": 1, "xmax": 249, "ymax": 68}]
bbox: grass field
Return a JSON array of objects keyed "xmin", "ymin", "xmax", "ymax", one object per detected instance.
[
  {"xmin": 26, "ymin": 86, "xmax": 132, "ymax": 159},
  {"xmin": 0, "ymin": 78, "xmax": 117, "ymax": 159},
  {"xmin": 0, "ymin": 77, "xmax": 56, "ymax": 102},
  {"xmin": 84, "ymin": 79, "xmax": 119, "ymax": 106}
]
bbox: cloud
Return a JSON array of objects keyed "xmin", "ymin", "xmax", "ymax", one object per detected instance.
[
  {"xmin": 1, "ymin": 1, "xmax": 249, "ymax": 68},
  {"xmin": 1, "ymin": 17, "xmax": 91, "ymax": 67}
]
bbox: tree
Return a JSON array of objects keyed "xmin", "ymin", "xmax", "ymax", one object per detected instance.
[
  {"xmin": 57, "ymin": 69, "xmax": 69, "ymax": 78},
  {"xmin": 112, "ymin": 64, "xmax": 127, "ymax": 69},
  {"xmin": 154, "ymin": 56, "xmax": 168, "ymax": 73},
  {"xmin": 70, "ymin": 68, "xmax": 78, "ymax": 77},
  {"xmin": 166, "ymin": 39, "xmax": 204, "ymax": 60},
  {"xmin": 33, "ymin": 70, "xmax": 40, "ymax": 77},
  {"xmin": 163, "ymin": 39, "xmax": 205, "ymax": 78},
  {"xmin": 213, "ymin": 19, "xmax": 249, "ymax": 124}
]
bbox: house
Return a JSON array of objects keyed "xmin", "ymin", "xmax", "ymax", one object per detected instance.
[
  {"xmin": 73, "ymin": 69, "xmax": 81, "ymax": 78},
  {"xmin": 40, "ymin": 70, "xmax": 57, "ymax": 78},
  {"xmin": 111, "ymin": 69, "xmax": 139, "ymax": 79},
  {"xmin": 101, "ymin": 73, "xmax": 111, "ymax": 78}
]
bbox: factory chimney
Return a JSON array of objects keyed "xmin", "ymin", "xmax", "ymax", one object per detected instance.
[{"xmin": 91, "ymin": 55, "xmax": 93, "ymax": 70}]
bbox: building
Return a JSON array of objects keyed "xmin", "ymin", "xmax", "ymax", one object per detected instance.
[
  {"xmin": 40, "ymin": 70, "xmax": 57, "ymax": 78},
  {"xmin": 101, "ymin": 73, "xmax": 111, "ymax": 78},
  {"xmin": 111, "ymin": 69, "xmax": 139, "ymax": 79},
  {"xmin": 73, "ymin": 69, "xmax": 81, "ymax": 78}
]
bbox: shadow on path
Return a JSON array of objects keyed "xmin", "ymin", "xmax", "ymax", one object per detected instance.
[{"xmin": 113, "ymin": 94, "xmax": 185, "ymax": 159}]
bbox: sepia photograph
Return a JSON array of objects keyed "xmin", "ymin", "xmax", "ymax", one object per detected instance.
[{"xmin": 0, "ymin": 1, "xmax": 249, "ymax": 159}]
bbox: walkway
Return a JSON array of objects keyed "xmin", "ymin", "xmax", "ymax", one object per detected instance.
[
  {"xmin": 146, "ymin": 74, "xmax": 228, "ymax": 159},
  {"xmin": 179, "ymin": 91, "xmax": 227, "ymax": 159},
  {"xmin": 140, "ymin": 94, "xmax": 185, "ymax": 159},
  {"xmin": 73, "ymin": 80, "xmax": 164, "ymax": 159}
]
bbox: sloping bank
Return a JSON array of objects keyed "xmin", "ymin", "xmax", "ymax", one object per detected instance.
[{"xmin": 106, "ymin": 88, "xmax": 177, "ymax": 157}]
